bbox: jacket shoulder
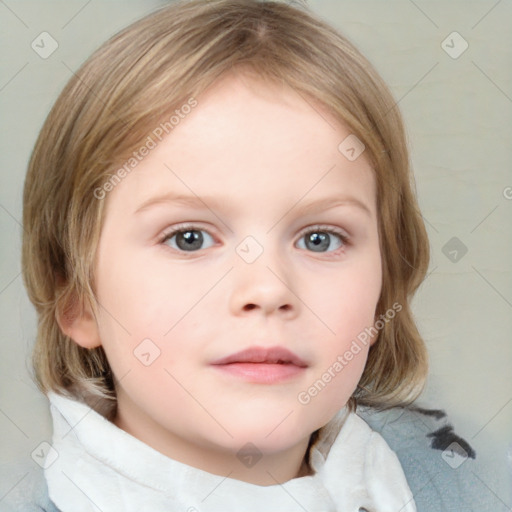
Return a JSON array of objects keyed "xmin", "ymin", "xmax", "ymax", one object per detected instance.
[
  {"xmin": 357, "ymin": 404, "xmax": 498, "ymax": 512},
  {"xmin": 0, "ymin": 462, "xmax": 59, "ymax": 512}
]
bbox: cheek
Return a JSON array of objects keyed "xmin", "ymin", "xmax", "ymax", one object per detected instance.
[
  {"xmin": 298, "ymin": 254, "xmax": 381, "ymax": 414},
  {"xmin": 314, "ymin": 254, "xmax": 382, "ymax": 338},
  {"xmin": 95, "ymin": 244, "xmax": 209, "ymax": 334},
  {"xmin": 93, "ymin": 246, "xmax": 217, "ymax": 383}
]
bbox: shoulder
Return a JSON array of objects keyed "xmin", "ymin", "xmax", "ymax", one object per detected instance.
[
  {"xmin": 0, "ymin": 462, "xmax": 59, "ymax": 512},
  {"xmin": 357, "ymin": 404, "xmax": 496, "ymax": 512}
]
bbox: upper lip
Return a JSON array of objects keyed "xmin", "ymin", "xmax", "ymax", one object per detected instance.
[{"xmin": 211, "ymin": 346, "xmax": 308, "ymax": 367}]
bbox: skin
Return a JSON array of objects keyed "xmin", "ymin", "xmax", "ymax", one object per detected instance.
[{"xmin": 60, "ymin": 71, "xmax": 382, "ymax": 486}]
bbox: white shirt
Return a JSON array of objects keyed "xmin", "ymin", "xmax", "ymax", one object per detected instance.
[{"xmin": 45, "ymin": 392, "xmax": 416, "ymax": 512}]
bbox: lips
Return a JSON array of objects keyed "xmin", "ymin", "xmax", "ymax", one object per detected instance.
[
  {"xmin": 210, "ymin": 346, "xmax": 308, "ymax": 384},
  {"xmin": 210, "ymin": 346, "xmax": 308, "ymax": 367}
]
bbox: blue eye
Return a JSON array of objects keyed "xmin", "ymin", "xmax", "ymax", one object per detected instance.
[
  {"xmin": 162, "ymin": 227, "xmax": 215, "ymax": 252},
  {"xmin": 296, "ymin": 228, "xmax": 348, "ymax": 253}
]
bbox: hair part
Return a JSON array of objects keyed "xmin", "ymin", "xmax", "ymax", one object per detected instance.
[{"xmin": 22, "ymin": 0, "xmax": 429, "ymax": 418}]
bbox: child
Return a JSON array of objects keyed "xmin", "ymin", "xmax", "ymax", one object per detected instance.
[{"xmin": 17, "ymin": 0, "xmax": 484, "ymax": 510}]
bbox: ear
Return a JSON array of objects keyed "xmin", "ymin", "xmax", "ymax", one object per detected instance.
[
  {"xmin": 369, "ymin": 332, "xmax": 379, "ymax": 347},
  {"xmin": 56, "ymin": 293, "xmax": 102, "ymax": 349},
  {"xmin": 369, "ymin": 315, "xmax": 381, "ymax": 347}
]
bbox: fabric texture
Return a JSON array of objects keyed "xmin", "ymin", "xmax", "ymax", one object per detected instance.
[
  {"xmin": 44, "ymin": 392, "xmax": 415, "ymax": 512},
  {"xmin": 0, "ymin": 397, "xmax": 500, "ymax": 512}
]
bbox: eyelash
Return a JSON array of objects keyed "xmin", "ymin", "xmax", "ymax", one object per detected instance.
[
  {"xmin": 159, "ymin": 223, "xmax": 350, "ymax": 256},
  {"xmin": 160, "ymin": 222, "xmax": 209, "ymax": 240}
]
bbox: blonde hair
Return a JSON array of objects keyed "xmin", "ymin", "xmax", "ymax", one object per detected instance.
[{"xmin": 22, "ymin": 0, "xmax": 429, "ymax": 418}]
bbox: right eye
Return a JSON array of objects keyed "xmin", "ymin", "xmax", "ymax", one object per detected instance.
[{"xmin": 161, "ymin": 225, "xmax": 216, "ymax": 252}]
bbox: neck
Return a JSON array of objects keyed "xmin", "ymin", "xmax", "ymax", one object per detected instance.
[{"xmin": 114, "ymin": 405, "xmax": 312, "ymax": 486}]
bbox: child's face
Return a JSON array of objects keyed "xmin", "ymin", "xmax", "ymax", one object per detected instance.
[{"xmin": 90, "ymin": 72, "xmax": 381, "ymax": 474}]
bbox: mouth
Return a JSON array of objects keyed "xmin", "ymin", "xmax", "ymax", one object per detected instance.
[{"xmin": 210, "ymin": 346, "xmax": 308, "ymax": 384}]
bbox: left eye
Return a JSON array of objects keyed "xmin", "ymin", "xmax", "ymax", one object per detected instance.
[
  {"xmin": 296, "ymin": 229, "xmax": 347, "ymax": 253},
  {"xmin": 162, "ymin": 228, "xmax": 215, "ymax": 252}
]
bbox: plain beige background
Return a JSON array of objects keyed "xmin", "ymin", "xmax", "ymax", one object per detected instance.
[{"xmin": 1, "ymin": 0, "xmax": 511, "ymax": 507}]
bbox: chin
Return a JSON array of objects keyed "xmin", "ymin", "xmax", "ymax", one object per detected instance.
[{"xmin": 221, "ymin": 416, "xmax": 313, "ymax": 453}]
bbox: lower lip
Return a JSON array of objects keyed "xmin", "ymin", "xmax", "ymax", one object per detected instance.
[{"xmin": 212, "ymin": 363, "xmax": 306, "ymax": 384}]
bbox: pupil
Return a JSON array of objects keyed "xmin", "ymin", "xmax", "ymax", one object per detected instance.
[
  {"xmin": 307, "ymin": 232, "xmax": 329, "ymax": 252},
  {"xmin": 177, "ymin": 230, "xmax": 203, "ymax": 251}
]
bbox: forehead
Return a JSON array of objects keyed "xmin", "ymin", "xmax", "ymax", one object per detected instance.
[{"xmin": 105, "ymin": 72, "xmax": 376, "ymax": 217}]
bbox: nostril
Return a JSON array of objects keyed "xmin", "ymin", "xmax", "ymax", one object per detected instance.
[{"xmin": 240, "ymin": 303, "xmax": 293, "ymax": 313}]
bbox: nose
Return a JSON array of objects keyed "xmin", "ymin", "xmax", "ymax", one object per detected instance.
[{"xmin": 228, "ymin": 249, "xmax": 299, "ymax": 319}]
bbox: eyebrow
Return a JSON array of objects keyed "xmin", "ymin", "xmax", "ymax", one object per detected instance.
[
  {"xmin": 292, "ymin": 196, "xmax": 372, "ymax": 217},
  {"xmin": 134, "ymin": 192, "xmax": 372, "ymax": 217},
  {"xmin": 134, "ymin": 193, "xmax": 228, "ymax": 215}
]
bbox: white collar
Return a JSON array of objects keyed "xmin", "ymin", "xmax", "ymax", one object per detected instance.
[{"xmin": 45, "ymin": 392, "xmax": 416, "ymax": 512}]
